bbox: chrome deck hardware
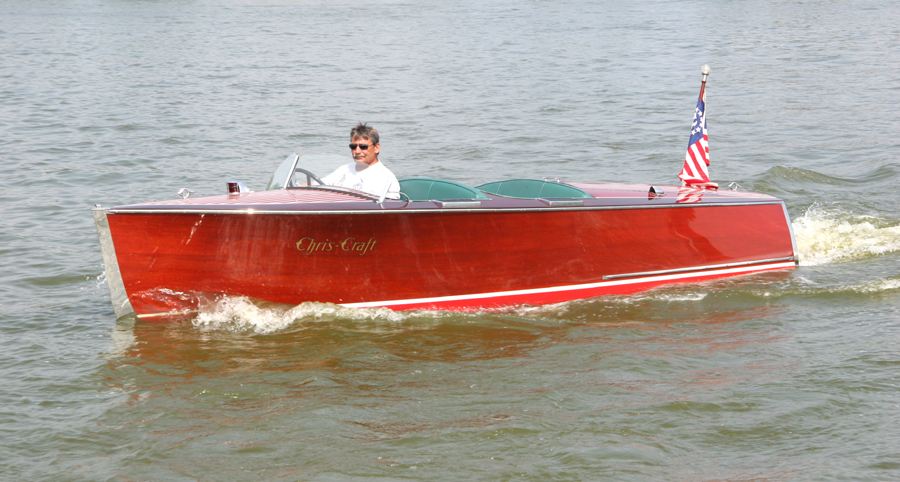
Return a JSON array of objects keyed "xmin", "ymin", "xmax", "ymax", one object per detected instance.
[
  {"xmin": 539, "ymin": 198, "xmax": 584, "ymax": 207},
  {"xmin": 227, "ymin": 180, "xmax": 250, "ymax": 194},
  {"xmin": 177, "ymin": 188, "xmax": 194, "ymax": 199},
  {"xmin": 434, "ymin": 200, "xmax": 482, "ymax": 208}
]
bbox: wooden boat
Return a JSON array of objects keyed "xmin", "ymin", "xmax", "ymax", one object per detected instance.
[{"xmin": 93, "ymin": 153, "xmax": 798, "ymax": 321}]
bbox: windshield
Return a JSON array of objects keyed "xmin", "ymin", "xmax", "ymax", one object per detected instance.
[
  {"xmin": 266, "ymin": 153, "xmax": 350, "ymax": 190},
  {"xmin": 265, "ymin": 154, "xmax": 299, "ymax": 190}
]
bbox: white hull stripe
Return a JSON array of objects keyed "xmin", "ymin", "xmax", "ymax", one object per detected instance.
[{"xmin": 342, "ymin": 261, "xmax": 796, "ymax": 309}]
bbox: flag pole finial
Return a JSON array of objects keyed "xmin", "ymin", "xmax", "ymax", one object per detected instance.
[{"xmin": 701, "ymin": 64, "xmax": 710, "ymax": 82}]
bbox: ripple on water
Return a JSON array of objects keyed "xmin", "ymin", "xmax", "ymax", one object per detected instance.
[{"xmin": 2, "ymin": 0, "xmax": 900, "ymax": 480}]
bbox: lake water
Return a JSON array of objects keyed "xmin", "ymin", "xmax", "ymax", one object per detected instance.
[{"xmin": 1, "ymin": 0, "xmax": 899, "ymax": 480}]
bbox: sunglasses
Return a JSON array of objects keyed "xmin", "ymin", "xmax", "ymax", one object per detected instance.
[{"xmin": 349, "ymin": 143, "xmax": 373, "ymax": 150}]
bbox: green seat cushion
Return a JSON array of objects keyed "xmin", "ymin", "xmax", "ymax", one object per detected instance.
[
  {"xmin": 476, "ymin": 179, "xmax": 593, "ymax": 199},
  {"xmin": 399, "ymin": 178, "xmax": 490, "ymax": 201}
]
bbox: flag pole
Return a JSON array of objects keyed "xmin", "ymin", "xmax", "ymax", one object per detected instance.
[{"xmin": 699, "ymin": 64, "xmax": 710, "ymax": 102}]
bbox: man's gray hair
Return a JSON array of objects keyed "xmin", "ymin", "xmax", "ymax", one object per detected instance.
[{"xmin": 350, "ymin": 122, "xmax": 379, "ymax": 145}]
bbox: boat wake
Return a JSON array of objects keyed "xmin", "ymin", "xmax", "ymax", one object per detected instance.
[
  {"xmin": 792, "ymin": 203, "xmax": 900, "ymax": 266},
  {"xmin": 735, "ymin": 276, "xmax": 900, "ymax": 299},
  {"xmin": 171, "ymin": 202, "xmax": 900, "ymax": 333}
]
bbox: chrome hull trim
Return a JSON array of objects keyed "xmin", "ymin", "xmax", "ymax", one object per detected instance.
[
  {"xmin": 105, "ymin": 201, "xmax": 784, "ymax": 216},
  {"xmin": 602, "ymin": 257, "xmax": 797, "ymax": 280},
  {"xmin": 136, "ymin": 310, "xmax": 199, "ymax": 319},
  {"xmin": 93, "ymin": 208, "xmax": 136, "ymax": 319}
]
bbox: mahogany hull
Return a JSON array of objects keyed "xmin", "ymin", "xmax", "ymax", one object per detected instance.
[{"xmin": 95, "ymin": 190, "xmax": 797, "ymax": 320}]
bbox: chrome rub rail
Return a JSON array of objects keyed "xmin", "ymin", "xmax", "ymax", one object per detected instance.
[
  {"xmin": 104, "ymin": 201, "xmax": 785, "ymax": 215},
  {"xmin": 602, "ymin": 257, "xmax": 797, "ymax": 280}
]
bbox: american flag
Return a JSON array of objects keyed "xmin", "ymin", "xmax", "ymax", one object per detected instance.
[{"xmin": 678, "ymin": 86, "xmax": 716, "ymax": 187}]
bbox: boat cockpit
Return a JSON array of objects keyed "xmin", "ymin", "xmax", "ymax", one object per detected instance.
[{"xmin": 260, "ymin": 153, "xmax": 594, "ymax": 205}]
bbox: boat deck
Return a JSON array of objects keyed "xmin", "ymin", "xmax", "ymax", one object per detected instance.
[{"xmin": 110, "ymin": 182, "xmax": 782, "ymax": 213}]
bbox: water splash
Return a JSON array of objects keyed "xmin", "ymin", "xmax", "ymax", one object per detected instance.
[
  {"xmin": 191, "ymin": 296, "xmax": 460, "ymax": 334},
  {"xmin": 94, "ymin": 268, "xmax": 107, "ymax": 289},
  {"xmin": 793, "ymin": 204, "xmax": 900, "ymax": 266}
]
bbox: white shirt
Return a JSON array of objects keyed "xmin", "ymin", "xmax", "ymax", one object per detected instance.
[{"xmin": 321, "ymin": 161, "xmax": 401, "ymax": 200}]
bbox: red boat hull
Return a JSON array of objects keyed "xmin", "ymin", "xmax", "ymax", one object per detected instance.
[{"xmin": 100, "ymin": 196, "xmax": 796, "ymax": 320}]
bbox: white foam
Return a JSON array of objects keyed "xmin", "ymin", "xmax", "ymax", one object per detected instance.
[
  {"xmin": 849, "ymin": 277, "xmax": 900, "ymax": 294},
  {"xmin": 506, "ymin": 290, "xmax": 709, "ymax": 316},
  {"xmin": 619, "ymin": 292, "xmax": 708, "ymax": 303},
  {"xmin": 740, "ymin": 276, "xmax": 900, "ymax": 298},
  {"xmin": 190, "ymin": 296, "xmax": 458, "ymax": 334},
  {"xmin": 793, "ymin": 205, "xmax": 900, "ymax": 266}
]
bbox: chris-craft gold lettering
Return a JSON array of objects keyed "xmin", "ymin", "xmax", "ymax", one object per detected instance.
[
  {"xmin": 296, "ymin": 237, "xmax": 377, "ymax": 256},
  {"xmin": 340, "ymin": 237, "xmax": 377, "ymax": 255}
]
